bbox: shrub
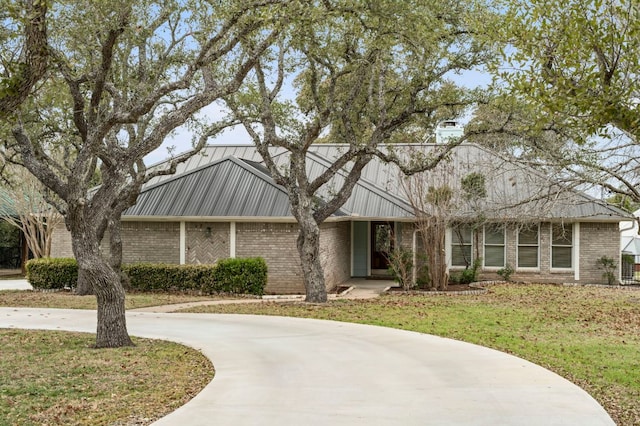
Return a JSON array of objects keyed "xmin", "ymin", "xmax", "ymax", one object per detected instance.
[
  {"xmin": 387, "ymin": 248, "xmax": 415, "ymax": 290},
  {"xmin": 497, "ymin": 263, "xmax": 514, "ymax": 282},
  {"xmin": 26, "ymin": 258, "xmax": 78, "ymax": 290},
  {"xmin": 26, "ymin": 257, "xmax": 268, "ymax": 295},
  {"xmin": 449, "ymin": 258, "xmax": 481, "ymax": 285},
  {"xmin": 596, "ymin": 256, "xmax": 617, "ymax": 285},
  {"xmin": 123, "ymin": 263, "xmax": 212, "ymax": 293},
  {"xmin": 207, "ymin": 257, "xmax": 267, "ymax": 295}
]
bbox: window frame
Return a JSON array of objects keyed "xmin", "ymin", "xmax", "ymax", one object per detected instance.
[
  {"xmin": 483, "ymin": 224, "xmax": 505, "ymax": 269},
  {"xmin": 450, "ymin": 224, "xmax": 473, "ymax": 268},
  {"xmin": 550, "ymin": 223, "xmax": 574, "ymax": 270},
  {"xmin": 517, "ymin": 224, "xmax": 540, "ymax": 270}
]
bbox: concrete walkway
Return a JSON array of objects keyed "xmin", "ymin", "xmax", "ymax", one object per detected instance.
[
  {"xmin": 0, "ymin": 307, "xmax": 614, "ymax": 425},
  {"xmin": 0, "ymin": 278, "xmax": 32, "ymax": 291}
]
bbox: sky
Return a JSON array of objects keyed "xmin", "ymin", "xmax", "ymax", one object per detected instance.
[{"xmin": 144, "ymin": 68, "xmax": 494, "ymax": 166}]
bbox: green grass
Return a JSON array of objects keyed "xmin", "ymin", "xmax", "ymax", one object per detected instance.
[
  {"xmin": 0, "ymin": 289, "xmax": 221, "ymax": 310},
  {"xmin": 180, "ymin": 284, "xmax": 640, "ymax": 426},
  {"xmin": 0, "ymin": 329, "xmax": 213, "ymax": 425}
]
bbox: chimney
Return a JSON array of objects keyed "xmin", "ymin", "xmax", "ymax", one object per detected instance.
[{"xmin": 435, "ymin": 120, "xmax": 463, "ymax": 144}]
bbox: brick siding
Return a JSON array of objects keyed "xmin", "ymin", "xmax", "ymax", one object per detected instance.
[
  {"xmin": 50, "ymin": 223, "xmax": 73, "ymax": 258},
  {"xmin": 186, "ymin": 222, "xmax": 229, "ymax": 264},
  {"xmin": 235, "ymin": 222, "xmax": 303, "ymax": 294},
  {"xmin": 104, "ymin": 222, "xmax": 181, "ymax": 264},
  {"xmin": 578, "ymin": 222, "xmax": 620, "ymax": 284}
]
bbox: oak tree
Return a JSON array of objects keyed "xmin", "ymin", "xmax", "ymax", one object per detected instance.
[
  {"xmin": 1, "ymin": 0, "xmax": 283, "ymax": 347},
  {"xmin": 227, "ymin": 0, "xmax": 498, "ymax": 302},
  {"xmin": 495, "ymin": 0, "xmax": 640, "ymax": 201}
]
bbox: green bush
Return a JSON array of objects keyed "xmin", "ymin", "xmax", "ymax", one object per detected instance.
[
  {"xmin": 387, "ymin": 248, "xmax": 415, "ymax": 290},
  {"xmin": 449, "ymin": 258, "xmax": 482, "ymax": 285},
  {"xmin": 26, "ymin": 257, "xmax": 267, "ymax": 295},
  {"xmin": 596, "ymin": 256, "xmax": 617, "ymax": 285},
  {"xmin": 124, "ymin": 257, "xmax": 267, "ymax": 295},
  {"xmin": 207, "ymin": 257, "xmax": 267, "ymax": 295},
  {"xmin": 26, "ymin": 258, "xmax": 78, "ymax": 290},
  {"xmin": 497, "ymin": 264, "xmax": 514, "ymax": 282},
  {"xmin": 122, "ymin": 263, "xmax": 212, "ymax": 293}
]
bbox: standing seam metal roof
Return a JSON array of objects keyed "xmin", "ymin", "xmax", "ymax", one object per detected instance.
[
  {"xmin": 125, "ymin": 156, "xmax": 293, "ymax": 217},
  {"xmin": 132, "ymin": 143, "xmax": 630, "ymax": 221}
]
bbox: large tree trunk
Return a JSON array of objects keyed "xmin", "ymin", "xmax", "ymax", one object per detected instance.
[
  {"xmin": 75, "ymin": 267, "xmax": 93, "ymax": 295},
  {"xmin": 71, "ymin": 220, "xmax": 133, "ymax": 348},
  {"xmin": 296, "ymin": 218, "xmax": 327, "ymax": 303},
  {"xmin": 108, "ymin": 216, "xmax": 130, "ymax": 290}
]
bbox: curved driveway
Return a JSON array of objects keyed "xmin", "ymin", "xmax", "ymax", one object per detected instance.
[{"xmin": 0, "ymin": 308, "xmax": 614, "ymax": 425}]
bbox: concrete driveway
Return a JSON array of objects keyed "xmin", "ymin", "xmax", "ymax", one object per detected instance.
[{"xmin": 0, "ymin": 308, "xmax": 614, "ymax": 425}]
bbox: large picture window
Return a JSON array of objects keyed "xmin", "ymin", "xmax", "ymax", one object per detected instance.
[
  {"xmin": 551, "ymin": 224, "xmax": 573, "ymax": 269},
  {"xmin": 484, "ymin": 225, "xmax": 505, "ymax": 268},
  {"xmin": 451, "ymin": 225, "xmax": 472, "ymax": 267},
  {"xmin": 517, "ymin": 226, "xmax": 539, "ymax": 268}
]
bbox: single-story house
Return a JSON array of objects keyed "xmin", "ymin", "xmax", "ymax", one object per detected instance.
[{"xmin": 50, "ymin": 143, "xmax": 629, "ymax": 293}]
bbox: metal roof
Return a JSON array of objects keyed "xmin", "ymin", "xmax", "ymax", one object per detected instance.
[
  {"xmin": 130, "ymin": 143, "xmax": 629, "ymax": 221},
  {"xmin": 126, "ymin": 156, "xmax": 292, "ymax": 217}
]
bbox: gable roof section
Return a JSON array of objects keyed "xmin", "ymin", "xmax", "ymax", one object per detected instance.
[
  {"xmin": 294, "ymin": 150, "xmax": 414, "ymax": 218},
  {"xmin": 125, "ymin": 156, "xmax": 292, "ymax": 218}
]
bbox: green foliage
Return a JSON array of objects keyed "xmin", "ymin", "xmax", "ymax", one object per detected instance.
[
  {"xmin": 606, "ymin": 194, "xmax": 639, "ymax": 214},
  {"xmin": 450, "ymin": 258, "xmax": 482, "ymax": 285},
  {"xmin": 499, "ymin": 0, "xmax": 640, "ymax": 137},
  {"xmin": 124, "ymin": 258, "xmax": 267, "ymax": 295},
  {"xmin": 0, "ymin": 221, "xmax": 20, "ymax": 247},
  {"xmin": 26, "ymin": 257, "xmax": 268, "ymax": 295},
  {"xmin": 461, "ymin": 172, "xmax": 487, "ymax": 200},
  {"xmin": 123, "ymin": 263, "xmax": 211, "ymax": 293},
  {"xmin": 26, "ymin": 258, "xmax": 78, "ymax": 290},
  {"xmin": 497, "ymin": 263, "xmax": 514, "ymax": 282},
  {"xmin": 489, "ymin": 0, "xmax": 640, "ymax": 203},
  {"xmin": 595, "ymin": 256, "xmax": 617, "ymax": 285},
  {"xmin": 387, "ymin": 248, "xmax": 415, "ymax": 290},
  {"xmin": 208, "ymin": 257, "xmax": 268, "ymax": 296}
]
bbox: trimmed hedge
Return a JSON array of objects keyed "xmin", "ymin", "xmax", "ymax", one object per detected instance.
[
  {"xmin": 122, "ymin": 263, "xmax": 213, "ymax": 293},
  {"xmin": 26, "ymin": 258, "xmax": 79, "ymax": 290},
  {"xmin": 207, "ymin": 257, "xmax": 267, "ymax": 295},
  {"xmin": 25, "ymin": 257, "xmax": 268, "ymax": 296}
]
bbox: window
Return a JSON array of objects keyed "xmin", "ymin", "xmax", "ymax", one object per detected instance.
[
  {"xmin": 484, "ymin": 225, "xmax": 505, "ymax": 267},
  {"xmin": 517, "ymin": 226, "xmax": 539, "ymax": 268},
  {"xmin": 551, "ymin": 224, "xmax": 573, "ymax": 269},
  {"xmin": 451, "ymin": 225, "xmax": 472, "ymax": 267}
]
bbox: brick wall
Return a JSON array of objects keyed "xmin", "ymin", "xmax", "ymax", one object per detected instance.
[
  {"xmin": 50, "ymin": 223, "xmax": 73, "ymax": 258},
  {"xmin": 578, "ymin": 222, "xmax": 620, "ymax": 284},
  {"xmin": 320, "ymin": 221, "xmax": 351, "ymax": 289},
  {"xmin": 236, "ymin": 222, "xmax": 303, "ymax": 294},
  {"xmin": 103, "ymin": 222, "xmax": 181, "ymax": 264},
  {"xmin": 186, "ymin": 222, "xmax": 229, "ymax": 264}
]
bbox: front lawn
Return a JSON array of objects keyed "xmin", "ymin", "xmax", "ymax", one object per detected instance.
[
  {"xmin": 0, "ymin": 290, "xmax": 219, "ymax": 310},
  {"xmin": 0, "ymin": 329, "xmax": 213, "ymax": 425},
  {"xmin": 180, "ymin": 284, "xmax": 640, "ymax": 425}
]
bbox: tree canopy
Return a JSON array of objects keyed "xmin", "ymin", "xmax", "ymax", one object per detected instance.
[
  {"xmin": 488, "ymin": 0, "xmax": 640, "ymax": 201},
  {"xmin": 226, "ymin": 0, "xmax": 500, "ymax": 301}
]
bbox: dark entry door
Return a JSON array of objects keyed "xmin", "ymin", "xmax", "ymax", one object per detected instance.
[{"xmin": 371, "ymin": 221, "xmax": 394, "ymax": 271}]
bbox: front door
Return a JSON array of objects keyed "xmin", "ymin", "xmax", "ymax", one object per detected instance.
[{"xmin": 371, "ymin": 221, "xmax": 394, "ymax": 273}]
